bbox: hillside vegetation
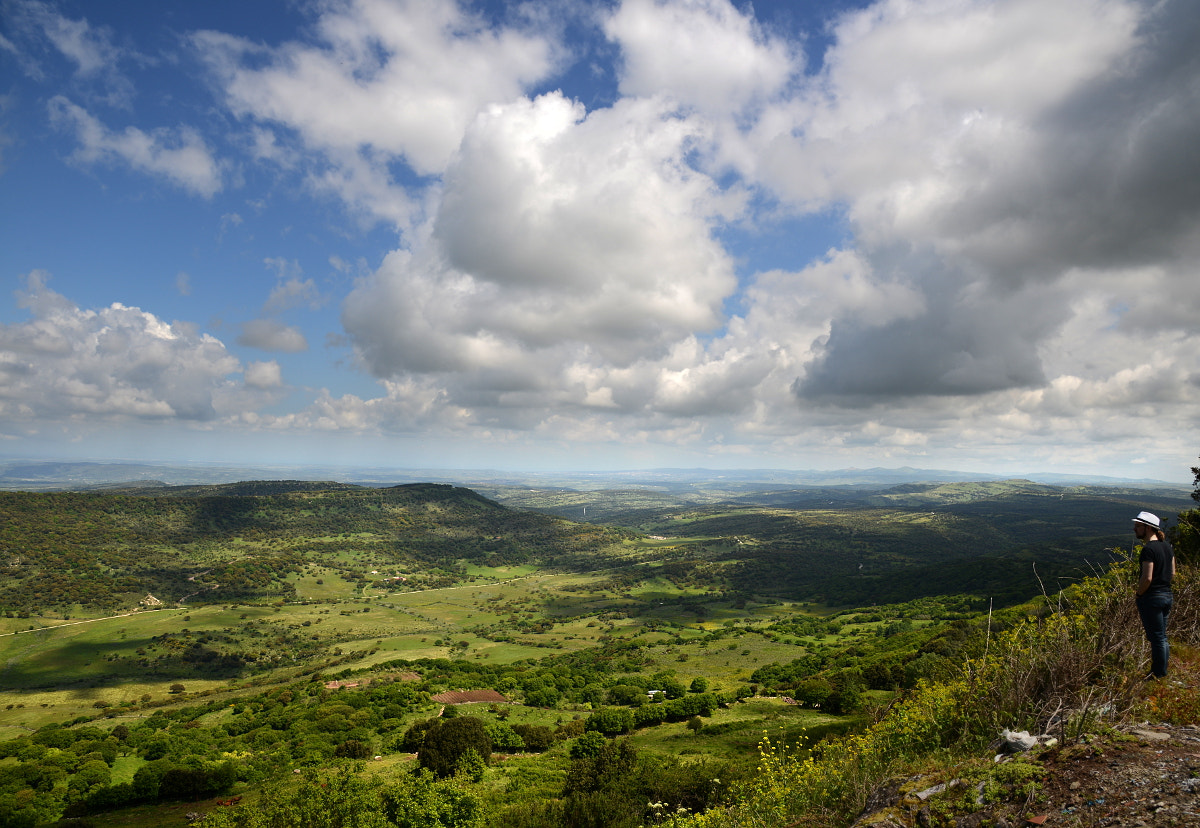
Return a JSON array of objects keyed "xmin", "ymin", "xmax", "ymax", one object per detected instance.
[
  {"xmin": 0, "ymin": 474, "xmax": 1197, "ymax": 827},
  {"xmin": 0, "ymin": 483, "xmax": 625, "ymax": 616}
]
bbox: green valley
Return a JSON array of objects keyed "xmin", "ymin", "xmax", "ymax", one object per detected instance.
[{"xmin": 0, "ymin": 476, "xmax": 1196, "ymax": 827}]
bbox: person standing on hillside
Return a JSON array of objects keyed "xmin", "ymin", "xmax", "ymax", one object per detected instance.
[{"xmin": 1134, "ymin": 511, "xmax": 1175, "ymax": 679}]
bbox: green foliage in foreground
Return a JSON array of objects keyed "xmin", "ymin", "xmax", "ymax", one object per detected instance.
[
  {"xmin": 4, "ymin": 481, "xmax": 1196, "ymax": 827},
  {"xmin": 198, "ymin": 766, "xmax": 480, "ymax": 828}
]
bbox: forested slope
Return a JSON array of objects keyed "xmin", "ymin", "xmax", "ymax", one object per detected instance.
[{"xmin": 0, "ymin": 484, "xmax": 626, "ymax": 615}]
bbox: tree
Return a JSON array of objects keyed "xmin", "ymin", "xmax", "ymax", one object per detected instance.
[
  {"xmin": 563, "ymin": 739, "xmax": 639, "ymax": 797},
  {"xmin": 132, "ymin": 761, "xmax": 170, "ymax": 800},
  {"xmin": 381, "ymin": 768, "xmax": 481, "ymax": 827},
  {"xmin": 334, "ymin": 739, "xmax": 372, "ymax": 759},
  {"xmin": 157, "ymin": 762, "xmax": 236, "ymax": 801},
  {"xmin": 398, "ymin": 718, "xmax": 437, "ymax": 753},
  {"xmin": 605, "ymin": 685, "xmax": 646, "ymax": 707},
  {"xmin": 484, "ymin": 721, "xmax": 524, "ymax": 752},
  {"xmin": 1173, "ymin": 455, "xmax": 1200, "ymax": 564},
  {"xmin": 792, "ymin": 677, "xmax": 833, "ymax": 708},
  {"xmin": 569, "ymin": 731, "xmax": 608, "ymax": 759},
  {"xmin": 652, "ymin": 674, "xmax": 686, "ymax": 700},
  {"xmin": 1172, "ymin": 507, "xmax": 1200, "ymax": 564},
  {"xmin": 69, "ymin": 759, "xmax": 111, "ymax": 794},
  {"xmin": 826, "ymin": 679, "xmax": 865, "ymax": 715},
  {"xmin": 417, "ymin": 717, "xmax": 492, "ymax": 779},
  {"xmin": 524, "ymin": 686, "xmax": 560, "ymax": 708},
  {"xmin": 584, "ymin": 707, "xmax": 633, "ymax": 735}
]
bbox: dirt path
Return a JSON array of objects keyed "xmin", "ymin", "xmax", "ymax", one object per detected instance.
[{"xmin": 0, "ymin": 608, "xmax": 169, "ymax": 638}]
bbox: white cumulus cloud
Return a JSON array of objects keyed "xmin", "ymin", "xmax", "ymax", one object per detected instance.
[{"xmin": 0, "ymin": 272, "xmax": 245, "ymax": 422}]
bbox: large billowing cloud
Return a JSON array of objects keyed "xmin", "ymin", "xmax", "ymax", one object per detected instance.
[
  {"xmin": 605, "ymin": 0, "xmax": 796, "ymax": 114},
  {"xmin": 759, "ymin": 0, "xmax": 1200, "ymax": 408},
  {"xmin": 305, "ymin": 0, "xmax": 1199, "ymax": 470},
  {"xmin": 347, "ymin": 92, "xmax": 734, "ymax": 363}
]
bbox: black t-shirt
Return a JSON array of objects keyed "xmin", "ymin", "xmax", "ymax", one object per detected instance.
[{"xmin": 1139, "ymin": 539, "xmax": 1174, "ymax": 594}]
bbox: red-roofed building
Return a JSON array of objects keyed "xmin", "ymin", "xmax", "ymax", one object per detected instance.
[{"xmin": 430, "ymin": 689, "xmax": 508, "ymax": 705}]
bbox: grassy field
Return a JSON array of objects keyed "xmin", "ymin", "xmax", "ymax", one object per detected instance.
[
  {"xmin": 0, "ymin": 572, "xmax": 853, "ymax": 730},
  {"xmin": 0, "ymin": 544, "xmax": 919, "ymax": 730}
]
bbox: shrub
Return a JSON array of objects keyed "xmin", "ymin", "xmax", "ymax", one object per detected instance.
[{"xmin": 569, "ymin": 732, "xmax": 608, "ymax": 759}]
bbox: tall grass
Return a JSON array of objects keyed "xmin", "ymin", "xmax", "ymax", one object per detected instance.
[{"xmin": 669, "ymin": 551, "xmax": 1200, "ymax": 828}]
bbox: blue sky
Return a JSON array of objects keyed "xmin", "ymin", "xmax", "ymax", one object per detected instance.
[{"xmin": 1, "ymin": 0, "xmax": 1197, "ymax": 482}]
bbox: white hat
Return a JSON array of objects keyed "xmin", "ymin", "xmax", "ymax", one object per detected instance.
[{"xmin": 1133, "ymin": 511, "xmax": 1161, "ymax": 529}]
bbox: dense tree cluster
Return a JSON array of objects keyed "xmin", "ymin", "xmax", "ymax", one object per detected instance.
[
  {"xmin": 198, "ymin": 766, "xmax": 480, "ymax": 828},
  {"xmin": 0, "ymin": 675, "xmax": 430, "ymax": 824}
]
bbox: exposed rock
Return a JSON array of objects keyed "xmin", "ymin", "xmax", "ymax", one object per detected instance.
[{"xmin": 852, "ymin": 723, "xmax": 1200, "ymax": 828}]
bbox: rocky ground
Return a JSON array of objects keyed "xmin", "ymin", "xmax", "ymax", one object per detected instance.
[
  {"xmin": 1027, "ymin": 722, "xmax": 1200, "ymax": 827},
  {"xmin": 852, "ymin": 722, "xmax": 1200, "ymax": 828}
]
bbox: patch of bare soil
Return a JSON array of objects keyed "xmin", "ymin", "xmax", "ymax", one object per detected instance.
[{"xmin": 1025, "ymin": 723, "xmax": 1200, "ymax": 827}]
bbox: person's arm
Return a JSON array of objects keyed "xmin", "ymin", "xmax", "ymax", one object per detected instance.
[{"xmin": 1137, "ymin": 561, "xmax": 1154, "ymax": 596}]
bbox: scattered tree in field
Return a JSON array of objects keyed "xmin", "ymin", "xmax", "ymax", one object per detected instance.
[{"xmin": 398, "ymin": 718, "xmax": 437, "ymax": 753}]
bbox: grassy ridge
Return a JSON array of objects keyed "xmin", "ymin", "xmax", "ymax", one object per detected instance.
[{"xmin": 0, "ymin": 483, "xmax": 626, "ymax": 616}]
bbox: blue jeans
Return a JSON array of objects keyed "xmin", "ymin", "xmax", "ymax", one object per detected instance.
[{"xmin": 1137, "ymin": 591, "xmax": 1172, "ymax": 678}]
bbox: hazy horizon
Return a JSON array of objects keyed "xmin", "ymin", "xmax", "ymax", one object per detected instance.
[{"xmin": 1, "ymin": 453, "xmax": 1190, "ymax": 490}]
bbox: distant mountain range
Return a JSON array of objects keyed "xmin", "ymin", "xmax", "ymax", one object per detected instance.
[{"xmin": 0, "ymin": 457, "xmax": 1186, "ymax": 494}]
